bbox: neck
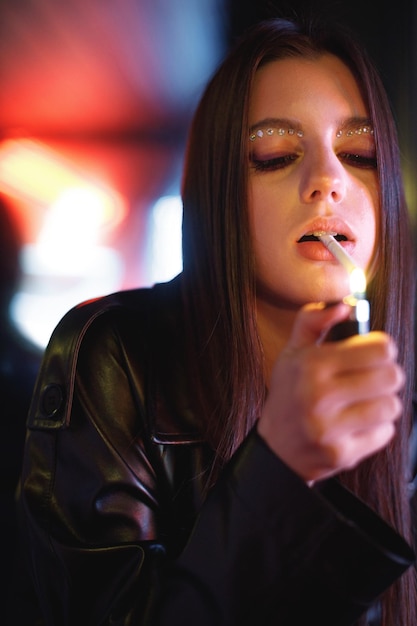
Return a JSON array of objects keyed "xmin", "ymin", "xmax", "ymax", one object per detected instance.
[{"xmin": 256, "ymin": 298, "xmax": 298, "ymax": 386}]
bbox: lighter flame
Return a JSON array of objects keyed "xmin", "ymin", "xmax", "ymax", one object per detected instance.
[{"xmin": 349, "ymin": 267, "xmax": 367, "ymax": 297}]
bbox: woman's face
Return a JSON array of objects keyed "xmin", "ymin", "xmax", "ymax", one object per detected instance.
[{"xmin": 248, "ymin": 54, "xmax": 378, "ymax": 308}]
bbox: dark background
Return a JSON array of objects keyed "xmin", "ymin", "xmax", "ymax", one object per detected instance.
[
  {"xmin": 227, "ymin": 0, "xmax": 417, "ymax": 207},
  {"xmin": 1, "ymin": 0, "xmax": 417, "ymax": 610}
]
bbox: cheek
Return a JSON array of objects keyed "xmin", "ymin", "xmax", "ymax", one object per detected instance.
[
  {"xmin": 248, "ymin": 182, "xmax": 265, "ymax": 247},
  {"xmin": 248, "ymin": 186, "xmax": 295, "ymax": 293},
  {"xmin": 248, "ymin": 178, "xmax": 292, "ymax": 242},
  {"xmin": 248, "ymin": 186, "xmax": 279, "ymax": 260},
  {"xmin": 356, "ymin": 183, "xmax": 379, "ymax": 269}
]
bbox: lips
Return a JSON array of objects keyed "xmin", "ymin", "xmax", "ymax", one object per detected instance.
[
  {"xmin": 298, "ymin": 231, "xmax": 348, "ymax": 243},
  {"xmin": 296, "ymin": 220, "xmax": 355, "ymax": 244},
  {"xmin": 295, "ymin": 221, "xmax": 355, "ymax": 263}
]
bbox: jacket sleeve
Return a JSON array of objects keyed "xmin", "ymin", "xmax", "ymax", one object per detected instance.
[
  {"xmin": 155, "ymin": 431, "xmax": 415, "ymax": 626},
  {"xmin": 16, "ymin": 297, "xmax": 415, "ymax": 626}
]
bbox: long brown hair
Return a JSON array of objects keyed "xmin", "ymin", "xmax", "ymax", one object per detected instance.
[{"xmin": 180, "ymin": 17, "xmax": 416, "ymax": 625}]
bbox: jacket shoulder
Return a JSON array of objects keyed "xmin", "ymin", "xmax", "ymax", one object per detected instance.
[{"xmin": 27, "ymin": 280, "xmax": 179, "ymax": 431}]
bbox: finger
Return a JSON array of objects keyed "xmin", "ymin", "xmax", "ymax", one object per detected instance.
[
  {"xmin": 312, "ymin": 331, "xmax": 400, "ymax": 378},
  {"xmin": 312, "ymin": 360, "xmax": 405, "ymax": 417},
  {"xmin": 321, "ymin": 419, "xmax": 398, "ymax": 474},
  {"xmin": 315, "ymin": 394, "xmax": 403, "ymax": 443},
  {"xmin": 335, "ymin": 331, "xmax": 398, "ymax": 362},
  {"xmin": 286, "ymin": 302, "xmax": 351, "ymax": 351},
  {"xmin": 304, "ymin": 411, "xmax": 399, "ymax": 480}
]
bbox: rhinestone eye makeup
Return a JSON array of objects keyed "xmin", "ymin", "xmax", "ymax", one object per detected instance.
[
  {"xmin": 335, "ymin": 125, "xmax": 374, "ymax": 138},
  {"xmin": 249, "ymin": 128, "xmax": 304, "ymax": 141},
  {"xmin": 249, "ymin": 125, "xmax": 374, "ymax": 142}
]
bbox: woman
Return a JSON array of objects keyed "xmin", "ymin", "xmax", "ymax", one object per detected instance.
[{"xmin": 15, "ymin": 16, "xmax": 417, "ymax": 626}]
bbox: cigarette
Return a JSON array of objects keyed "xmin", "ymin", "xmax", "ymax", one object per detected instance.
[
  {"xmin": 317, "ymin": 233, "xmax": 370, "ymax": 336},
  {"xmin": 317, "ymin": 233, "xmax": 357, "ymax": 274}
]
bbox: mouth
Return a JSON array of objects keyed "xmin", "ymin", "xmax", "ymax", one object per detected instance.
[{"xmin": 297, "ymin": 231, "xmax": 349, "ymax": 243}]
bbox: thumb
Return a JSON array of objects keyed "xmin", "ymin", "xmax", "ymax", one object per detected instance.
[{"xmin": 287, "ymin": 302, "xmax": 351, "ymax": 350}]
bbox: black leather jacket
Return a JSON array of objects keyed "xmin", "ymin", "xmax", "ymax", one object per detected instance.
[{"xmin": 15, "ymin": 276, "xmax": 415, "ymax": 626}]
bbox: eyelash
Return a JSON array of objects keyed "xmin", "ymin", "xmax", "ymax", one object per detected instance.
[
  {"xmin": 338, "ymin": 152, "xmax": 377, "ymax": 169},
  {"xmin": 251, "ymin": 152, "xmax": 377, "ymax": 172},
  {"xmin": 251, "ymin": 154, "xmax": 297, "ymax": 172}
]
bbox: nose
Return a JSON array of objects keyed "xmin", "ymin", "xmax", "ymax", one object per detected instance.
[{"xmin": 299, "ymin": 149, "xmax": 346, "ymax": 205}]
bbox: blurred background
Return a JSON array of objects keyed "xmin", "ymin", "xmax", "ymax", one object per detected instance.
[
  {"xmin": 1, "ymin": 0, "xmax": 417, "ymax": 601},
  {"xmin": 1, "ymin": 0, "xmax": 416, "ymax": 350}
]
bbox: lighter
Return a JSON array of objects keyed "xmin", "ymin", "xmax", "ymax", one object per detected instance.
[{"xmin": 317, "ymin": 233, "xmax": 370, "ymax": 340}]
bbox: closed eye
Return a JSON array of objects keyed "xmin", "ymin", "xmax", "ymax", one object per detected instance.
[
  {"xmin": 338, "ymin": 152, "xmax": 377, "ymax": 169},
  {"xmin": 251, "ymin": 154, "xmax": 298, "ymax": 172}
]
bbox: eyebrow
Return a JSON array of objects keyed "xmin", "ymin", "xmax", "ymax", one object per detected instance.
[
  {"xmin": 336, "ymin": 117, "xmax": 374, "ymax": 138},
  {"xmin": 249, "ymin": 116, "xmax": 373, "ymax": 135},
  {"xmin": 335, "ymin": 116, "xmax": 373, "ymax": 134},
  {"xmin": 249, "ymin": 117, "xmax": 303, "ymax": 134}
]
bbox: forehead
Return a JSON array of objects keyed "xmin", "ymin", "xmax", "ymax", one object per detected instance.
[{"xmin": 249, "ymin": 54, "xmax": 368, "ymax": 128}]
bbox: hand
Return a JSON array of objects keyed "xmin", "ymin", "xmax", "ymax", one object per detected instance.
[{"xmin": 257, "ymin": 302, "xmax": 405, "ymax": 483}]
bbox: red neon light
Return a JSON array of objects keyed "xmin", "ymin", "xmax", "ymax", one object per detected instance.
[{"xmin": 0, "ymin": 139, "xmax": 127, "ymax": 230}]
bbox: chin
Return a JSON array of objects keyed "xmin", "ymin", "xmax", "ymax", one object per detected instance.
[
  {"xmin": 311, "ymin": 275, "xmax": 351, "ymax": 304},
  {"xmin": 256, "ymin": 276, "xmax": 350, "ymax": 308}
]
